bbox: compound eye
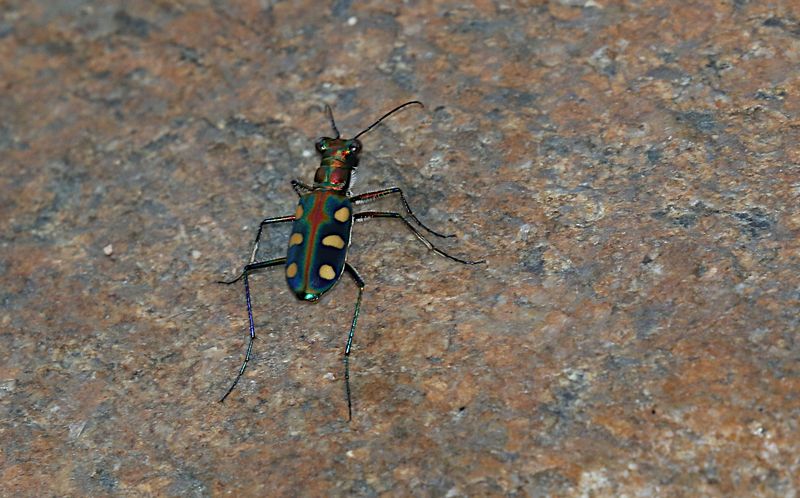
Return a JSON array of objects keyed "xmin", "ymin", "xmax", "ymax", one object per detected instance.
[
  {"xmin": 348, "ymin": 140, "xmax": 362, "ymax": 154},
  {"xmin": 315, "ymin": 138, "xmax": 328, "ymax": 153}
]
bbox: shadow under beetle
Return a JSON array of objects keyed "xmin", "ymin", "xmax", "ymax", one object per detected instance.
[{"xmin": 219, "ymin": 101, "xmax": 484, "ymax": 420}]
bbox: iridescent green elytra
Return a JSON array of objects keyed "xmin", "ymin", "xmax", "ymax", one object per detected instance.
[
  {"xmin": 286, "ymin": 190, "xmax": 353, "ymax": 300},
  {"xmin": 219, "ymin": 101, "xmax": 484, "ymax": 420}
]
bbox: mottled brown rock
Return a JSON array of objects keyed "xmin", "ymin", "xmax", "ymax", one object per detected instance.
[{"xmin": 1, "ymin": 0, "xmax": 798, "ymax": 496}]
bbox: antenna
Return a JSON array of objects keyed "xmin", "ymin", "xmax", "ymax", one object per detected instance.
[
  {"xmin": 325, "ymin": 104, "xmax": 341, "ymax": 139},
  {"xmin": 353, "ymin": 101, "xmax": 424, "ymax": 140}
]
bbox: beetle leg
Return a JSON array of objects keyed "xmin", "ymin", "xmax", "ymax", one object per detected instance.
[
  {"xmin": 354, "ymin": 211, "xmax": 485, "ymax": 265},
  {"xmin": 351, "ymin": 187, "xmax": 454, "ymax": 238},
  {"xmin": 219, "ymin": 256, "xmax": 288, "ymax": 403},
  {"xmin": 342, "ymin": 263, "xmax": 365, "ymax": 421},
  {"xmin": 218, "ymin": 215, "xmax": 295, "ymax": 284},
  {"xmin": 291, "ymin": 179, "xmax": 314, "ymax": 197}
]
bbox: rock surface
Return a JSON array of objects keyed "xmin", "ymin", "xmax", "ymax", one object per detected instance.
[{"xmin": 1, "ymin": 1, "xmax": 798, "ymax": 496}]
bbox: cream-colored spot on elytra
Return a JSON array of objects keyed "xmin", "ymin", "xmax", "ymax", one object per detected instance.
[
  {"xmin": 286, "ymin": 263, "xmax": 298, "ymax": 278},
  {"xmin": 295, "ymin": 204, "xmax": 304, "ymax": 219},
  {"xmin": 289, "ymin": 233, "xmax": 303, "ymax": 246},
  {"xmin": 319, "ymin": 264, "xmax": 336, "ymax": 280},
  {"xmin": 334, "ymin": 206, "xmax": 350, "ymax": 222},
  {"xmin": 321, "ymin": 234, "xmax": 345, "ymax": 249}
]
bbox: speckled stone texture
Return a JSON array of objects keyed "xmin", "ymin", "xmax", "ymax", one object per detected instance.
[{"xmin": 1, "ymin": 1, "xmax": 798, "ymax": 496}]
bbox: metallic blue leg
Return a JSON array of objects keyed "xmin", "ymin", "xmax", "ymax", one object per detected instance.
[{"xmin": 219, "ymin": 251, "xmax": 289, "ymax": 401}]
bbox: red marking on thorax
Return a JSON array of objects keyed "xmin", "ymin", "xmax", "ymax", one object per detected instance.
[{"xmin": 329, "ymin": 168, "xmax": 349, "ymax": 185}]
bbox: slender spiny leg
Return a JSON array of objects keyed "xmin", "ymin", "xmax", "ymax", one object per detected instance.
[
  {"xmin": 343, "ymin": 263, "xmax": 365, "ymax": 421},
  {"xmin": 218, "ymin": 215, "xmax": 294, "ymax": 284},
  {"xmin": 219, "ymin": 256, "xmax": 287, "ymax": 403},
  {"xmin": 354, "ymin": 211, "xmax": 485, "ymax": 265},
  {"xmin": 350, "ymin": 187, "xmax": 454, "ymax": 238},
  {"xmin": 248, "ymin": 215, "xmax": 295, "ymax": 263},
  {"xmin": 291, "ymin": 180, "xmax": 314, "ymax": 197}
]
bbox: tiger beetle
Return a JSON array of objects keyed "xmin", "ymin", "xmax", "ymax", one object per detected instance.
[{"xmin": 218, "ymin": 101, "xmax": 484, "ymax": 420}]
